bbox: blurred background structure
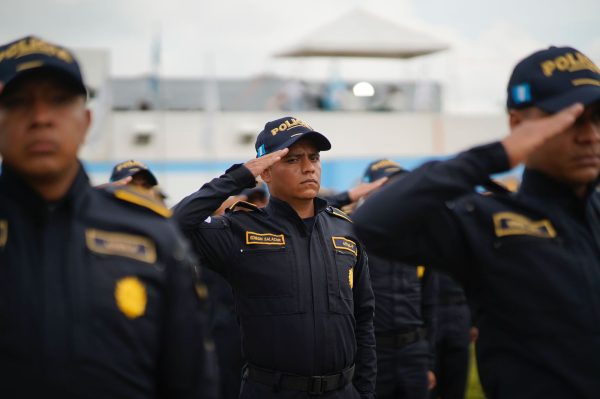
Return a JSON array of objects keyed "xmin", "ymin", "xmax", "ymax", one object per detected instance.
[{"xmin": 1, "ymin": 0, "xmax": 598, "ymax": 204}]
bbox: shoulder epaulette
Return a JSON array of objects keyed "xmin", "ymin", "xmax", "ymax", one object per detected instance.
[
  {"xmin": 109, "ymin": 186, "xmax": 172, "ymax": 218},
  {"xmin": 226, "ymin": 200, "xmax": 261, "ymax": 213},
  {"xmin": 326, "ymin": 206, "xmax": 353, "ymax": 223}
]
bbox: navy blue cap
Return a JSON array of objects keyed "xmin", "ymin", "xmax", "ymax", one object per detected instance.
[
  {"xmin": 507, "ymin": 46, "xmax": 600, "ymax": 113},
  {"xmin": 255, "ymin": 116, "xmax": 331, "ymax": 157},
  {"xmin": 0, "ymin": 36, "xmax": 86, "ymax": 96},
  {"xmin": 110, "ymin": 160, "xmax": 158, "ymax": 186},
  {"xmin": 363, "ymin": 159, "xmax": 406, "ymax": 183}
]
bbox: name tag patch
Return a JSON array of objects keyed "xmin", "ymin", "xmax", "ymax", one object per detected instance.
[
  {"xmin": 0, "ymin": 220, "xmax": 7, "ymax": 248},
  {"xmin": 493, "ymin": 212, "xmax": 557, "ymax": 238},
  {"xmin": 86, "ymin": 229, "xmax": 157, "ymax": 263},
  {"xmin": 245, "ymin": 231, "xmax": 285, "ymax": 246},
  {"xmin": 332, "ymin": 236, "xmax": 357, "ymax": 256}
]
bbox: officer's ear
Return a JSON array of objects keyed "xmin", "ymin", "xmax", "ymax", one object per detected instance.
[{"xmin": 260, "ymin": 167, "xmax": 272, "ymax": 184}]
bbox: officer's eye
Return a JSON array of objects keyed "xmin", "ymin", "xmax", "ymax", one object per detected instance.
[
  {"xmin": 286, "ymin": 156, "xmax": 299, "ymax": 163},
  {"xmin": 309, "ymin": 154, "xmax": 320, "ymax": 162},
  {"xmin": 0, "ymin": 95, "xmax": 28, "ymax": 108}
]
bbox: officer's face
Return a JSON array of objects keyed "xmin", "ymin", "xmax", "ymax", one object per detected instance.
[
  {"xmin": 521, "ymin": 103, "xmax": 600, "ymax": 187},
  {"xmin": 0, "ymin": 72, "xmax": 90, "ymax": 182},
  {"xmin": 262, "ymin": 139, "xmax": 321, "ymax": 202}
]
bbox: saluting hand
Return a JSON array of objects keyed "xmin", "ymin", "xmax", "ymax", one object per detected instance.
[
  {"xmin": 502, "ymin": 103, "xmax": 584, "ymax": 167},
  {"xmin": 244, "ymin": 148, "xmax": 289, "ymax": 177},
  {"xmin": 348, "ymin": 177, "xmax": 388, "ymax": 202}
]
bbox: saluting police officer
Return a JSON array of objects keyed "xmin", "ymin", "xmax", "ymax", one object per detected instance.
[
  {"xmin": 353, "ymin": 46, "xmax": 600, "ymax": 398},
  {"xmin": 0, "ymin": 36, "xmax": 208, "ymax": 398},
  {"xmin": 173, "ymin": 117, "xmax": 377, "ymax": 398},
  {"xmin": 358, "ymin": 159, "xmax": 438, "ymax": 399}
]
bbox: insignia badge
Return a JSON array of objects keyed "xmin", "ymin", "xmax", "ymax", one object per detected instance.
[
  {"xmin": 245, "ymin": 231, "xmax": 285, "ymax": 246},
  {"xmin": 493, "ymin": 212, "xmax": 557, "ymax": 238},
  {"xmin": 349, "ymin": 267, "xmax": 354, "ymax": 289},
  {"xmin": 0, "ymin": 220, "xmax": 7, "ymax": 248},
  {"xmin": 332, "ymin": 236, "xmax": 357, "ymax": 256},
  {"xmin": 115, "ymin": 276, "xmax": 147, "ymax": 319},
  {"xmin": 86, "ymin": 229, "xmax": 157, "ymax": 264},
  {"xmin": 417, "ymin": 265, "xmax": 425, "ymax": 279}
]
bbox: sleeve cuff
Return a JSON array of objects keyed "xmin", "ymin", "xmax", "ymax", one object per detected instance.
[{"xmin": 225, "ymin": 164, "xmax": 257, "ymax": 188}]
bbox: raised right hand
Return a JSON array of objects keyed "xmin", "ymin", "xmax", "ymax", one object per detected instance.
[
  {"xmin": 502, "ymin": 103, "xmax": 584, "ymax": 167},
  {"xmin": 243, "ymin": 148, "xmax": 289, "ymax": 177}
]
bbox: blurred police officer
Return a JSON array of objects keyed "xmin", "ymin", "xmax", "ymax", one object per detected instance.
[
  {"xmin": 109, "ymin": 159, "xmax": 168, "ymax": 203},
  {"xmin": 359, "ymin": 159, "xmax": 438, "ymax": 399},
  {"xmin": 353, "ymin": 46, "xmax": 600, "ymax": 398},
  {"xmin": 0, "ymin": 36, "xmax": 207, "ymax": 398},
  {"xmin": 173, "ymin": 116, "xmax": 376, "ymax": 398},
  {"xmin": 430, "ymin": 273, "xmax": 475, "ymax": 399}
]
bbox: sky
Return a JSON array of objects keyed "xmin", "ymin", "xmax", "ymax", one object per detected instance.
[{"xmin": 2, "ymin": 0, "xmax": 598, "ymax": 113}]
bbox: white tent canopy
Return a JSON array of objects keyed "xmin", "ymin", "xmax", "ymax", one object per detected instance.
[{"xmin": 276, "ymin": 9, "xmax": 449, "ymax": 59}]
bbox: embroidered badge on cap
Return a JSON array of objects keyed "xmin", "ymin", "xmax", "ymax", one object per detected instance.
[
  {"xmin": 332, "ymin": 236, "xmax": 357, "ymax": 256},
  {"xmin": 0, "ymin": 220, "xmax": 7, "ymax": 248},
  {"xmin": 245, "ymin": 231, "xmax": 285, "ymax": 246},
  {"xmin": 493, "ymin": 212, "xmax": 557, "ymax": 238},
  {"xmin": 86, "ymin": 229, "xmax": 157, "ymax": 263},
  {"xmin": 115, "ymin": 276, "xmax": 147, "ymax": 319},
  {"xmin": 349, "ymin": 267, "xmax": 354, "ymax": 289}
]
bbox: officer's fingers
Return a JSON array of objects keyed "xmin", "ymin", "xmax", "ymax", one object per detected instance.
[
  {"xmin": 372, "ymin": 177, "xmax": 388, "ymax": 188},
  {"xmin": 539, "ymin": 103, "xmax": 584, "ymax": 139},
  {"xmin": 502, "ymin": 103, "xmax": 584, "ymax": 167},
  {"xmin": 245, "ymin": 149, "xmax": 289, "ymax": 177}
]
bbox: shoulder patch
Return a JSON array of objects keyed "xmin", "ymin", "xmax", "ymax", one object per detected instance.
[
  {"xmin": 86, "ymin": 228, "xmax": 157, "ymax": 264},
  {"xmin": 493, "ymin": 212, "xmax": 556, "ymax": 238},
  {"xmin": 227, "ymin": 200, "xmax": 261, "ymax": 213},
  {"xmin": 111, "ymin": 186, "xmax": 171, "ymax": 218},
  {"xmin": 0, "ymin": 219, "xmax": 7, "ymax": 248},
  {"xmin": 326, "ymin": 207, "xmax": 353, "ymax": 223}
]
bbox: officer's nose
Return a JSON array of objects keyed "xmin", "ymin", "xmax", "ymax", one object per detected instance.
[
  {"xmin": 29, "ymin": 97, "xmax": 54, "ymax": 129},
  {"xmin": 301, "ymin": 155, "xmax": 316, "ymax": 173}
]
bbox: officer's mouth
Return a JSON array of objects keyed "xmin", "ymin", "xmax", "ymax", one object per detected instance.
[
  {"xmin": 26, "ymin": 140, "xmax": 58, "ymax": 155},
  {"xmin": 571, "ymin": 154, "xmax": 600, "ymax": 167},
  {"xmin": 301, "ymin": 179, "xmax": 319, "ymax": 185}
]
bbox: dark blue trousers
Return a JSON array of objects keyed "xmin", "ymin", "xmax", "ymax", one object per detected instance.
[
  {"xmin": 376, "ymin": 339, "xmax": 430, "ymax": 399},
  {"xmin": 430, "ymin": 304, "xmax": 471, "ymax": 399}
]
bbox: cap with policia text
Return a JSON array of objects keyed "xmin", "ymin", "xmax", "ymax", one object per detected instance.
[
  {"xmin": 507, "ymin": 46, "xmax": 600, "ymax": 113},
  {"xmin": 255, "ymin": 116, "xmax": 331, "ymax": 157},
  {"xmin": 0, "ymin": 36, "xmax": 87, "ymax": 96},
  {"xmin": 363, "ymin": 159, "xmax": 406, "ymax": 183},
  {"xmin": 110, "ymin": 160, "xmax": 158, "ymax": 186}
]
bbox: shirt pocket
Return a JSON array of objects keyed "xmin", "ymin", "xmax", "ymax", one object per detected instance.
[
  {"xmin": 235, "ymin": 246, "xmax": 300, "ymax": 315},
  {"xmin": 329, "ymin": 242, "xmax": 358, "ymax": 315}
]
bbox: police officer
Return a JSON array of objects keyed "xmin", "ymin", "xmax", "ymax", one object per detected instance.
[
  {"xmin": 429, "ymin": 272, "xmax": 475, "ymax": 399},
  {"xmin": 353, "ymin": 46, "xmax": 600, "ymax": 398},
  {"xmin": 358, "ymin": 159, "xmax": 438, "ymax": 399},
  {"xmin": 0, "ymin": 36, "xmax": 207, "ymax": 398},
  {"xmin": 108, "ymin": 159, "xmax": 168, "ymax": 203},
  {"xmin": 173, "ymin": 116, "xmax": 376, "ymax": 398}
]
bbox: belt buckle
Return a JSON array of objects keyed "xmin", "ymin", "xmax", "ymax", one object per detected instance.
[{"xmin": 308, "ymin": 375, "xmax": 324, "ymax": 395}]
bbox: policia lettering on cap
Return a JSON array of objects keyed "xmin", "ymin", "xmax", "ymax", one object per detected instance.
[
  {"xmin": 0, "ymin": 36, "xmax": 209, "ymax": 398},
  {"xmin": 173, "ymin": 116, "xmax": 377, "ymax": 398},
  {"xmin": 354, "ymin": 46, "xmax": 600, "ymax": 399}
]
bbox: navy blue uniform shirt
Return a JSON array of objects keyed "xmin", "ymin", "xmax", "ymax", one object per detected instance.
[
  {"xmin": 0, "ymin": 164, "xmax": 208, "ymax": 399},
  {"xmin": 173, "ymin": 165, "xmax": 376, "ymax": 398},
  {"xmin": 353, "ymin": 142, "xmax": 600, "ymax": 399}
]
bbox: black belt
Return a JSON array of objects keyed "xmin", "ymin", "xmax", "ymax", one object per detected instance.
[
  {"xmin": 243, "ymin": 363, "xmax": 355, "ymax": 395},
  {"xmin": 376, "ymin": 328, "xmax": 427, "ymax": 348}
]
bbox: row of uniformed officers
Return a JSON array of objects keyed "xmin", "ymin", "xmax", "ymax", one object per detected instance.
[{"xmin": 1, "ymin": 35, "xmax": 599, "ymax": 399}]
